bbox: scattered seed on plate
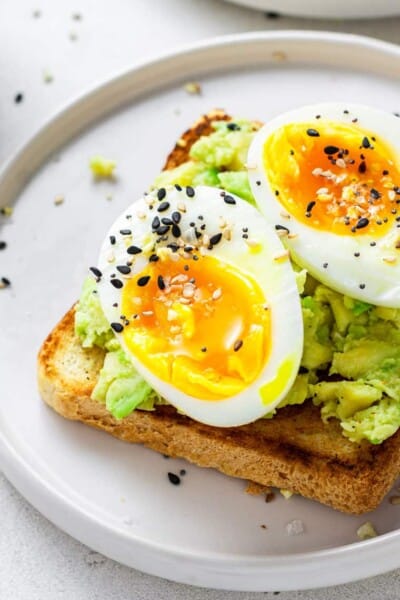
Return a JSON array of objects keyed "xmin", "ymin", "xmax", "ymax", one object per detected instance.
[
  {"xmin": 167, "ymin": 472, "xmax": 181, "ymax": 485},
  {"xmin": 356, "ymin": 521, "xmax": 377, "ymax": 540},
  {"xmin": 0, "ymin": 206, "xmax": 13, "ymax": 216},
  {"xmin": 0, "ymin": 241, "xmax": 7, "ymax": 250},
  {"xmin": 54, "ymin": 195, "xmax": 64, "ymax": 206},
  {"xmin": 14, "ymin": 92, "xmax": 24, "ymax": 104},
  {"xmin": 43, "ymin": 69, "xmax": 54, "ymax": 84},
  {"xmin": 0, "ymin": 277, "xmax": 11, "ymax": 289},
  {"xmin": 184, "ymin": 81, "xmax": 201, "ymax": 95}
]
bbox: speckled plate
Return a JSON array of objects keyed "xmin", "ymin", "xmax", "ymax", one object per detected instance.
[{"xmin": 1, "ymin": 31, "xmax": 400, "ymax": 592}]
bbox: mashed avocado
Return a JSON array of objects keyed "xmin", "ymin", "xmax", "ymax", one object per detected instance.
[{"xmin": 76, "ymin": 118, "xmax": 400, "ymax": 444}]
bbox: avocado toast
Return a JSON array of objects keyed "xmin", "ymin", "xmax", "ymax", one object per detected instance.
[{"xmin": 38, "ymin": 110, "xmax": 400, "ymax": 514}]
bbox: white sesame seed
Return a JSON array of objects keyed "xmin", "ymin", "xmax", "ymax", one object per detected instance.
[
  {"xmin": 172, "ymin": 274, "xmax": 188, "ymax": 284},
  {"xmin": 335, "ymin": 158, "xmax": 346, "ymax": 168},
  {"xmin": 142, "ymin": 310, "xmax": 154, "ymax": 317},
  {"xmin": 383, "ymin": 256, "xmax": 397, "ymax": 264},
  {"xmin": 245, "ymin": 238, "xmax": 260, "ymax": 248},
  {"xmin": 274, "ymin": 250, "xmax": 289, "ymax": 262},
  {"xmin": 177, "ymin": 202, "xmax": 187, "ymax": 213},
  {"xmin": 212, "ymin": 288, "xmax": 222, "ymax": 300},
  {"xmin": 182, "ymin": 283, "xmax": 195, "ymax": 298}
]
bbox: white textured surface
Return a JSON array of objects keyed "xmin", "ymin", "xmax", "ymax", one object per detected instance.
[{"xmin": 2, "ymin": 0, "xmax": 400, "ymax": 597}]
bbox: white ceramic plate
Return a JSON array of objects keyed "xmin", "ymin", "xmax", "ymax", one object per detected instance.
[
  {"xmin": 1, "ymin": 31, "xmax": 400, "ymax": 592},
  {"xmin": 224, "ymin": 0, "xmax": 400, "ymax": 19}
]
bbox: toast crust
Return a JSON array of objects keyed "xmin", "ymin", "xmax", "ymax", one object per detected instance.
[
  {"xmin": 38, "ymin": 306, "xmax": 400, "ymax": 514},
  {"xmin": 37, "ymin": 109, "xmax": 400, "ymax": 514}
]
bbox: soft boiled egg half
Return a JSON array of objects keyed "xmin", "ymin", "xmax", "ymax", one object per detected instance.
[
  {"xmin": 247, "ymin": 103, "xmax": 400, "ymax": 307},
  {"xmin": 96, "ymin": 185, "xmax": 303, "ymax": 427}
]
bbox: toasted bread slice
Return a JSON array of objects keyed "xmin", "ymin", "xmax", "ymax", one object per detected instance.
[{"xmin": 37, "ymin": 110, "xmax": 400, "ymax": 514}]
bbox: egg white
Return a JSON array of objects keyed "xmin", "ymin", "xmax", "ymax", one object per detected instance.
[
  {"xmin": 96, "ymin": 185, "xmax": 303, "ymax": 427},
  {"xmin": 247, "ymin": 103, "xmax": 400, "ymax": 307}
]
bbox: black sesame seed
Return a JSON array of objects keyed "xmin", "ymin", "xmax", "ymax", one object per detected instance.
[
  {"xmin": 200, "ymin": 223, "xmax": 206, "ymax": 231},
  {"xmin": 1, "ymin": 277, "xmax": 11, "ymax": 287},
  {"xmin": 394, "ymin": 186, "xmax": 400, "ymax": 194},
  {"xmin": 0, "ymin": 241, "xmax": 6, "ymax": 250},
  {"xmin": 355, "ymin": 217, "xmax": 369, "ymax": 229},
  {"xmin": 359, "ymin": 283, "xmax": 366, "ymax": 289},
  {"xmin": 127, "ymin": 245, "xmax": 142, "ymax": 255},
  {"xmin": 234, "ymin": 339, "xmax": 243, "ymax": 352},
  {"xmin": 161, "ymin": 217, "xmax": 173, "ymax": 225},
  {"xmin": 174, "ymin": 184, "xmax": 182, "ymax": 191},
  {"xmin": 256, "ymin": 180, "xmax": 261, "ymax": 186},
  {"xmin": 14, "ymin": 92, "xmax": 23, "ymax": 104},
  {"xmin": 358, "ymin": 161, "xmax": 366, "ymax": 174},
  {"xmin": 111, "ymin": 278, "xmax": 123, "ymax": 289},
  {"xmin": 119, "ymin": 229, "xmax": 132, "ymax": 235},
  {"xmin": 275, "ymin": 224, "xmax": 290, "ymax": 233},
  {"xmin": 89, "ymin": 266, "xmax": 102, "ymax": 279},
  {"xmin": 157, "ymin": 201, "xmax": 170, "ymax": 212},
  {"xmin": 183, "ymin": 264, "xmax": 189, "ymax": 271},
  {"xmin": 324, "ymin": 145, "xmax": 339, "ymax": 155},
  {"xmin": 189, "ymin": 222, "xmax": 195, "ymax": 227},
  {"xmin": 265, "ymin": 10, "xmax": 280, "ymax": 18},
  {"xmin": 275, "ymin": 190, "xmax": 280, "ymax": 196},
  {"xmin": 344, "ymin": 110, "xmax": 349, "ymax": 114},
  {"xmin": 172, "ymin": 211, "xmax": 181, "ymax": 224},
  {"xmin": 157, "ymin": 188, "xmax": 166, "ymax": 201},
  {"xmin": 201, "ymin": 347, "xmax": 207, "ymax": 352},
  {"xmin": 152, "ymin": 216, "xmax": 161, "ymax": 230},
  {"xmin": 179, "ymin": 469, "xmax": 186, "ymax": 476},
  {"xmin": 306, "ymin": 201, "xmax": 316, "ymax": 213},
  {"xmin": 167, "ymin": 472, "xmax": 181, "ymax": 486},
  {"xmin": 167, "ymin": 243, "xmax": 179, "ymax": 252},
  {"xmin": 149, "ymin": 253, "xmax": 159, "ymax": 262},
  {"xmin": 157, "ymin": 225, "xmax": 170, "ymax": 235},
  {"xmin": 157, "ymin": 275, "xmax": 165, "ymax": 290},
  {"xmin": 323, "ymin": 262, "xmax": 328, "ymax": 269},
  {"xmin": 223, "ymin": 195, "xmax": 236, "ymax": 205},
  {"xmin": 172, "ymin": 224, "xmax": 181, "ymax": 238},
  {"xmin": 209, "ymin": 233, "xmax": 222, "ymax": 246},
  {"xmin": 186, "ymin": 186, "xmax": 195, "ymax": 198},
  {"xmin": 109, "ymin": 235, "xmax": 116, "ymax": 245},
  {"xmin": 290, "ymin": 149, "xmax": 295, "ymax": 155},
  {"xmin": 306, "ymin": 128, "xmax": 320, "ymax": 137},
  {"xmin": 370, "ymin": 188, "xmax": 381, "ymax": 200},
  {"xmin": 383, "ymin": 170, "xmax": 389, "ymax": 176},
  {"xmin": 111, "ymin": 322, "xmax": 124, "ymax": 333},
  {"xmin": 370, "ymin": 241, "xmax": 376, "ymax": 246},
  {"xmin": 242, "ymin": 234, "xmax": 248, "ymax": 239},
  {"xmin": 361, "ymin": 136, "xmax": 371, "ymax": 149},
  {"xmin": 137, "ymin": 275, "xmax": 151, "ymax": 287},
  {"xmin": 116, "ymin": 265, "xmax": 131, "ymax": 275},
  {"xmin": 354, "ymin": 252, "xmax": 360, "ymax": 257},
  {"xmin": 227, "ymin": 122, "xmax": 241, "ymax": 131}
]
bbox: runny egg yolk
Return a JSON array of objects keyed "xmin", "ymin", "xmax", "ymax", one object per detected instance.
[
  {"xmin": 263, "ymin": 121, "xmax": 400, "ymax": 237},
  {"xmin": 120, "ymin": 255, "xmax": 270, "ymax": 400}
]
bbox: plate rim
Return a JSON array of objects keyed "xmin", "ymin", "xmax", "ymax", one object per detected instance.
[{"xmin": 2, "ymin": 30, "xmax": 400, "ymax": 591}]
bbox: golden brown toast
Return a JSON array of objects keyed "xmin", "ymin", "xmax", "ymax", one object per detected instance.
[{"xmin": 37, "ymin": 110, "xmax": 400, "ymax": 514}]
